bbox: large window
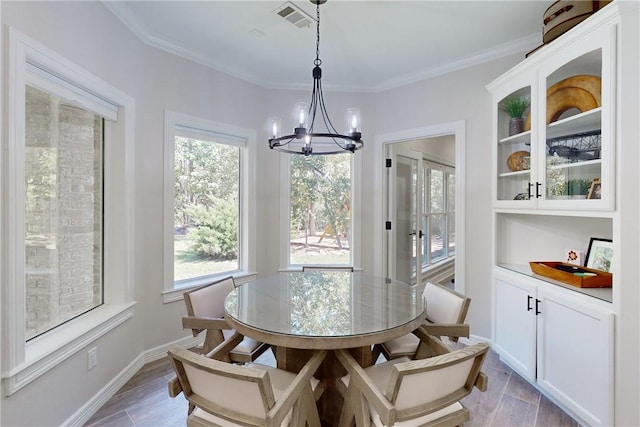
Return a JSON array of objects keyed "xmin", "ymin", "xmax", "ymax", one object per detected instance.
[
  {"xmin": 288, "ymin": 154, "xmax": 353, "ymax": 266},
  {"xmin": 173, "ymin": 136, "xmax": 240, "ymax": 281},
  {"xmin": 3, "ymin": 29, "xmax": 135, "ymax": 394},
  {"xmin": 422, "ymin": 162, "xmax": 455, "ymax": 268},
  {"xmin": 164, "ymin": 112, "xmax": 254, "ymax": 298},
  {"xmin": 24, "ymin": 85, "xmax": 104, "ymax": 340}
]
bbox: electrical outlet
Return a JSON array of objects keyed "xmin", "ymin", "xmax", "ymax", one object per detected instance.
[{"xmin": 87, "ymin": 347, "xmax": 98, "ymax": 370}]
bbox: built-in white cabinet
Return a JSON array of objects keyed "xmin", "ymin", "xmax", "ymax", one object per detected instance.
[
  {"xmin": 493, "ymin": 269, "xmax": 614, "ymax": 426},
  {"xmin": 488, "ymin": 4, "xmax": 624, "ymax": 426}
]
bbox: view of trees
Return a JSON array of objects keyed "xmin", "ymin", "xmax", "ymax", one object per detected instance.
[
  {"xmin": 289, "ymin": 154, "xmax": 351, "ymax": 264},
  {"xmin": 173, "ymin": 137, "xmax": 353, "ymax": 277},
  {"xmin": 174, "ymin": 137, "xmax": 239, "ymax": 280}
]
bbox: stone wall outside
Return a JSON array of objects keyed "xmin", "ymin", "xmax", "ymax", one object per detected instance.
[{"xmin": 24, "ymin": 85, "xmax": 103, "ymax": 339}]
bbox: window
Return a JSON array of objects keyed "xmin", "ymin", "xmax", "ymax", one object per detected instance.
[
  {"xmin": 3, "ymin": 28, "xmax": 135, "ymax": 394},
  {"xmin": 287, "ymin": 153, "xmax": 358, "ymax": 267},
  {"xmin": 422, "ymin": 162, "xmax": 455, "ymax": 269},
  {"xmin": 163, "ymin": 111, "xmax": 255, "ymax": 300},
  {"xmin": 24, "ymin": 85, "xmax": 104, "ymax": 340}
]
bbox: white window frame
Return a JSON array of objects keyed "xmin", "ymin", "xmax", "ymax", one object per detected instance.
[
  {"xmin": 1, "ymin": 28, "xmax": 136, "ymax": 395},
  {"xmin": 162, "ymin": 111, "xmax": 256, "ymax": 303},
  {"xmin": 279, "ymin": 153, "xmax": 362, "ymax": 270},
  {"xmin": 422, "ymin": 160, "xmax": 455, "ymax": 270}
]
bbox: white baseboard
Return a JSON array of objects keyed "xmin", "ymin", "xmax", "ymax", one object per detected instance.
[{"xmin": 64, "ymin": 334, "xmax": 202, "ymax": 427}]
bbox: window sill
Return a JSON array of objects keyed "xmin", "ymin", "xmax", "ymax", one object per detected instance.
[
  {"xmin": 2, "ymin": 302, "xmax": 135, "ymax": 396},
  {"xmin": 162, "ymin": 271, "xmax": 258, "ymax": 304}
]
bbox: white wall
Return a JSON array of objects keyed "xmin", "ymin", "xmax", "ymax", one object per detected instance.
[
  {"xmin": 0, "ymin": 2, "xmax": 270, "ymax": 425},
  {"xmin": 364, "ymin": 55, "xmax": 524, "ymax": 339},
  {"xmin": 1, "ymin": 1, "xmax": 638, "ymax": 426}
]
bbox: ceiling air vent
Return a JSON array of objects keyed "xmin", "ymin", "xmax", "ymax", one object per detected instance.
[{"xmin": 274, "ymin": 2, "xmax": 316, "ymax": 29}]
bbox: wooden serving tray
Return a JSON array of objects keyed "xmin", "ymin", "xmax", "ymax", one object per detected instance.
[{"xmin": 529, "ymin": 261, "xmax": 612, "ymax": 288}]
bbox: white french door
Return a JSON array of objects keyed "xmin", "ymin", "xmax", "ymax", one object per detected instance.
[{"xmin": 386, "ymin": 145, "xmax": 424, "ymax": 286}]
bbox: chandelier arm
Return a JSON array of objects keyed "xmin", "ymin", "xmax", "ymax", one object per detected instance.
[{"xmin": 316, "ymin": 79, "xmax": 340, "ymax": 135}]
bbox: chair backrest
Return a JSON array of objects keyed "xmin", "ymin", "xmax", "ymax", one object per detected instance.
[
  {"xmin": 183, "ymin": 276, "xmax": 235, "ymax": 320},
  {"xmin": 302, "ymin": 266, "xmax": 354, "ymax": 272},
  {"xmin": 168, "ymin": 345, "xmax": 276, "ymax": 425},
  {"xmin": 387, "ymin": 342, "xmax": 488, "ymax": 420},
  {"xmin": 423, "ymin": 281, "xmax": 470, "ymax": 325}
]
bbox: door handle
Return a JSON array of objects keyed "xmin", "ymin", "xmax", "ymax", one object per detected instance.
[
  {"xmin": 535, "ymin": 299, "xmax": 541, "ymax": 315},
  {"xmin": 409, "ymin": 230, "xmax": 425, "ymax": 238},
  {"xmin": 527, "ymin": 295, "xmax": 533, "ymax": 311}
]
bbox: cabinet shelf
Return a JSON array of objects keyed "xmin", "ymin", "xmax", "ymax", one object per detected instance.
[
  {"xmin": 499, "ymin": 130, "xmax": 531, "ymax": 145},
  {"xmin": 547, "ymin": 158, "xmax": 601, "ymax": 171},
  {"xmin": 498, "ymin": 169, "xmax": 530, "ymax": 178},
  {"xmin": 497, "ymin": 263, "xmax": 612, "ymax": 303},
  {"xmin": 547, "ymin": 108, "xmax": 601, "ymax": 139}
]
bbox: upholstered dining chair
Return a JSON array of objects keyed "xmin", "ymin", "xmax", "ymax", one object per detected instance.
[
  {"xmin": 168, "ymin": 333, "xmax": 327, "ymax": 427},
  {"xmin": 302, "ymin": 266, "xmax": 354, "ymax": 272},
  {"xmin": 372, "ymin": 281, "xmax": 471, "ymax": 362},
  {"xmin": 182, "ymin": 276, "xmax": 269, "ymax": 363},
  {"xmin": 336, "ymin": 334, "xmax": 489, "ymax": 427}
]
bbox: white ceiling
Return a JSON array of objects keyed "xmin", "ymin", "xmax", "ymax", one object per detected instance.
[{"xmin": 104, "ymin": 0, "xmax": 551, "ymax": 92}]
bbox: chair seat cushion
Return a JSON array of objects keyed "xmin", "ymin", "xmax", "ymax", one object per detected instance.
[
  {"xmin": 222, "ymin": 329, "xmax": 264, "ymax": 354},
  {"xmin": 340, "ymin": 357, "xmax": 410, "ymax": 390},
  {"xmin": 382, "ymin": 333, "xmax": 420, "ymax": 356}
]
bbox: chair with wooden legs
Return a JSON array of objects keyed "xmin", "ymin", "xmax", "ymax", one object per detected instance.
[
  {"xmin": 372, "ymin": 281, "xmax": 470, "ymax": 362},
  {"xmin": 337, "ymin": 332, "xmax": 489, "ymax": 427},
  {"xmin": 168, "ymin": 332, "xmax": 327, "ymax": 427},
  {"xmin": 182, "ymin": 276, "xmax": 269, "ymax": 363}
]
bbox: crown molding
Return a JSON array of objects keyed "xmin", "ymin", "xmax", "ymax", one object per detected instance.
[{"xmin": 104, "ymin": 1, "xmax": 540, "ymax": 93}]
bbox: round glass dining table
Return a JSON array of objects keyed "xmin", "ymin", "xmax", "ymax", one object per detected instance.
[
  {"xmin": 224, "ymin": 271, "xmax": 425, "ymax": 350},
  {"xmin": 224, "ymin": 271, "xmax": 425, "ymax": 425}
]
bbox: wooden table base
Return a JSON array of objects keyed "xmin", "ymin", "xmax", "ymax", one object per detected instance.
[{"xmin": 275, "ymin": 346, "xmax": 373, "ymax": 426}]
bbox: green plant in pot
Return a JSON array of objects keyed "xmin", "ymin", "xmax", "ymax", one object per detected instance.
[{"xmin": 501, "ymin": 95, "xmax": 530, "ymax": 136}]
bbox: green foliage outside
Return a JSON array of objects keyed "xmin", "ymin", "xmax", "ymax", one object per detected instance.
[
  {"xmin": 187, "ymin": 200, "xmax": 238, "ymax": 259},
  {"xmin": 174, "ymin": 137, "xmax": 239, "ymax": 280},
  {"xmin": 289, "ymin": 154, "xmax": 351, "ymax": 264}
]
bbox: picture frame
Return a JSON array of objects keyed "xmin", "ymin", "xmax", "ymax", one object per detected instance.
[
  {"xmin": 587, "ymin": 178, "xmax": 601, "ymax": 199},
  {"xmin": 585, "ymin": 237, "xmax": 613, "ymax": 272}
]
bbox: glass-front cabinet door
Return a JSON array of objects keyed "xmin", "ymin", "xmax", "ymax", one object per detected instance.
[
  {"xmin": 496, "ymin": 84, "xmax": 535, "ymax": 205},
  {"xmin": 538, "ymin": 24, "xmax": 614, "ymax": 211}
]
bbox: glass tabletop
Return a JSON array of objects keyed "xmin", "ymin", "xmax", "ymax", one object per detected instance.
[{"xmin": 224, "ymin": 271, "xmax": 424, "ymax": 339}]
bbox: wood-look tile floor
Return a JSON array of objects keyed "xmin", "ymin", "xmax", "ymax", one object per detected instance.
[{"xmin": 85, "ymin": 345, "xmax": 580, "ymax": 427}]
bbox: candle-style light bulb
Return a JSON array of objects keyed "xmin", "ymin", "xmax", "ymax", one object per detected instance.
[
  {"xmin": 293, "ymin": 102, "xmax": 309, "ymax": 130},
  {"xmin": 346, "ymin": 108, "xmax": 361, "ymax": 135},
  {"xmin": 267, "ymin": 117, "xmax": 281, "ymax": 140}
]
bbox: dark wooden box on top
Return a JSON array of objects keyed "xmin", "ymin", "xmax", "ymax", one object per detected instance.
[{"xmin": 543, "ymin": 1, "xmax": 613, "ymax": 44}]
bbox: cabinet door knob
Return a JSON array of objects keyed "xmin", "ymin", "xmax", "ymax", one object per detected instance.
[{"xmin": 527, "ymin": 295, "xmax": 533, "ymax": 311}]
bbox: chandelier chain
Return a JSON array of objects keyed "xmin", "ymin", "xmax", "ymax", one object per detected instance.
[{"xmin": 315, "ymin": 2, "xmax": 321, "ymax": 66}]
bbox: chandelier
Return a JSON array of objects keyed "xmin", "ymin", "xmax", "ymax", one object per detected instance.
[{"xmin": 268, "ymin": 0, "xmax": 363, "ymax": 156}]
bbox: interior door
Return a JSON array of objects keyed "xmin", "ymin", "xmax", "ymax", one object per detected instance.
[{"xmin": 386, "ymin": 145, "xmax": 424, "ymax": 286}]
